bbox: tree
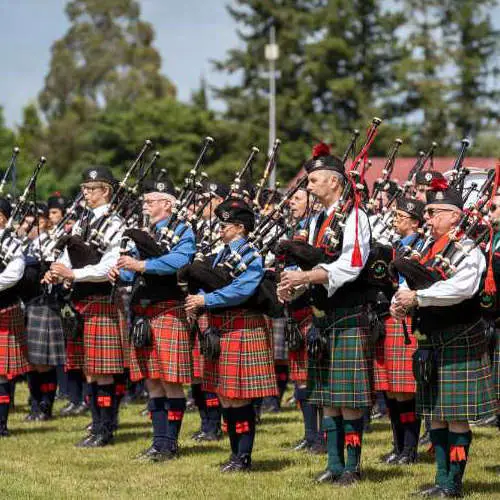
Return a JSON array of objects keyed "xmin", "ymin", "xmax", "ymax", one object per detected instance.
[{"xmin": 38, "ymin": 0, "xmax": 175, "ymax": 120}]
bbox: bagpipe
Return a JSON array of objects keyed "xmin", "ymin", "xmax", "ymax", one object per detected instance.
[
  {"xmin": 276, "ymin": 117, "xmax": 383, "ymax": 270},
  {"xmin": 402, "ymin": 141, "xmax": 438, "ymax": 196}
]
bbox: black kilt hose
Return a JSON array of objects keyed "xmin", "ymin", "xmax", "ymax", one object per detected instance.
[
  {"xmin": 416, "ymin": 320, "xmax": 498, "ymax": 421},
  {"xmin": 203, "ymin": 309, "xmax": 277, "ymax": 400},
  {"xmin": 307, "ymin": 306, "xmax": 374, "ymax": 409},
  {"xmin": 26, "ymin": 298, "xmax": 66, "ymax": 366},
  {"xmin": 73, "ymin": 296, "xmax": 124, "ymax": 376},
  {"xmin": 129, "ymin": 300, "xmax": 192, "ymax": 384},
  {"xmin": 0, "ymin": 303, "xmax": 29, "ymax": 379}
]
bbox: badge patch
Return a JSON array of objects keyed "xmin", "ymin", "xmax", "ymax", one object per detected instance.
[
  {"xmin": 221, "ymin": 211, "xmax": 230, "ymax": 220},
  {"xmin": 156, "ymin": 182, "xmax": 165, "ymax": 192},
  {"xmin": 435, "ymin": 192, "xmax": 444, "ymax": 200},
  {"xmin": 89, "ymin": 170, "xmax": 97, "ymax": 180},
  {"xmin": 425, "ymin": 172, "xmax": 433, "ymax": 182},
  {"xmin": 406, "ymin": 202, "xmax": 415, "ymax": 211}
]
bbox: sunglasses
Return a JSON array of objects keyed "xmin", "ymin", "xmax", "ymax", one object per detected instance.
[{"xmin": 423, "ymin": 208, "xmax": 453, "ymax": 218}]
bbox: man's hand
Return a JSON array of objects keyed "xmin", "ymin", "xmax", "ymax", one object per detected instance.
[
  {"xmin": 390, "ymin": 302, "xmax": 406, "ymax": 320},
  {"xmin": 185, "ymin": 294, "xmax": 205, "ymax": 315},
  {"xmin": 108, "ymin": 266, "xmax": 120, "ymax": 283},
  {"xmin": 41, "ymin": 270, "xmax": 58, "ymax": 285},
  {"xmin": 394, "ymin": 289, "xmax": 418, "ymax": 310},
  {"xmin": 50, "ymin": 263, "xmax": 75, "ymax": 281},
  {"xmin": 117, "ymin": 255, "xmax": 145, "ymax": 273}
]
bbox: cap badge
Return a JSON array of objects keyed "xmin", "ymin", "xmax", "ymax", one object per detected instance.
[
  {"xmin": 221, "ymin": 211, "xmax": 230, "ymax": 220},
  {"xmin": 156, "ymin": 182, "xmax": 165, "ymax": 192},
  {"xmin": 425, "ymin": 172, "xmax": 433, "ymax": 182},
  {"xmin": 406, "ymin": 202, "xmax": 415, "ymax": 211},
  {"xmin": 89, "ymin": 170, "xmax": 97, "ymax": 180},
  {"xmin": 435, "ymin": 192, "xmax": 444, "ymax": 200}
]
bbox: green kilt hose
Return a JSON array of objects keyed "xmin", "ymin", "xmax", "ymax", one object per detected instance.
[
  {"xmin": 416, "ymin": 320, "xmax": 498, "ymax": 421},
  {"xmin": 203, "ymin": 309, "xmax": 277, "ymax": 400},
  {"xmin": 128, "ymin": 300, "xmax": 192, "ymax": 383},
  {"xmin": 493, "ymin": 328, "xmax": 500, "ymax": 402},
  {"xmin": 26, "ymin": 298, "xmax": 66, "ymax": 366},
  {"xmin": 374, "ymin": 316, "xmax": 416, "ymax": 393},
  {"xmin": 74, "ymin": 295, "xmax": 124, "ymax": 376},
  {"xmin": 288, "ymin": 307, "xmax": 312, "ymax": 383},
  {"xmin": 307, "ymin": 306, "xmax": 374, "ymax": 409},
  {"xmin": 0, "ymin": 303, "xmax": 29, "ymax": 379}
]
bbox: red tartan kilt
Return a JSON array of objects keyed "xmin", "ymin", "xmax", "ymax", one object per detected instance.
[
  {"xmin": 374, "ymin": 316, "xmax": 417, "ymax": 393},
  {"xmin": 0, "ymin": 303, "xmax": 29, "ymax": 379},
  {"xmin": 288, "ymin": 307, "xmax": 312, "ymax": 383},
  {"xmin": 192, "ymin": 314, "xmax": 208, "ymax": 380},
  {"xmin": 74, "ymin": 296, "xmax": 124, "ymax": 376},
  {"xmin": 203, "ymin": 309, "xmax": 278, "ymax": 400},
  {"xmin": 65, "ymin": 336, "xmax": 85, "ymax": 371},
  {"xmin": 129, "ymin": 300, "xmax": 192, "ymax": 383}
]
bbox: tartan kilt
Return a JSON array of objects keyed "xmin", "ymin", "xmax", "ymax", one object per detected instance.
[
  {"xmin": 26, "ymin": 299, "xmax": 66, "ymax": 366},
  {"xmin": 374, "ymin": 316, "xmax": 416, "ymax": 393},
  {"xmin": 307, "ymin": 307, "xmax": 374, "ymax": 409},
  {"xmin": 0, "ymin": 303, "xmax": 29, "ymax": 379},
  {"xmin": 416, "ymin": 320, "xmax": 498, "ymax": 421},
  {"xmin": 494, "ymin": 329, "xmax": 500, "ymax": 401},
  {"xmin": 65, "ymin": 336, "xmax": 85, "ymax": 371},
  {"xmin": 192, "ymin": 314, "xmax": 208, "ymax": 380},
  {"xmin": 272, "ymin": 317, "xmax": 288, "ymax": 361},
  {"xmin": 74, "ymin": 296, "xmax": 124, "ymax": 376},
  {"xmin": 128, "ymin": 300, "xmax": 192, "ymax": 384},
  {"xmin": 203, "ymin": 309, "xmax": 277, "ymax": 400},
  {"xmin": 288, "ymin": 307, "xmax": 312, "ymax": 383},
  {"xmin": 115, "ymin": 291, "xmax": 131, "ymax": 370}
]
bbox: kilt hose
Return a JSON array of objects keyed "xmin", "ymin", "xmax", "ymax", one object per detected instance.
[
  {"xmin": 73, "ymin": 296, "xmax": 124, "ymax": 376},
  {"xmin": 494, "ymin": 329, "xmax": 500, "ymax": 402},
  {"xmin": 128, "ymin": 300, "xmax": 192, "ymax": 384},
  {"xmin": 374, "ymin": 316, "xmax": 417, "ymax": 393},
  {"xmin": 307, "ymin": 306, "xmax": 374, "ymax": 409},
  {"xmin": 272, "ymin": 317, "xmax": 288, "ymax": 361},
  {"xmin": 288, "ymin": 307, "xmax": 312, "ymax": 383},
  {"xmin": 0, "ymin": 303, "xmax": 29, "ymax": 379},
  {"xmin": 203, "ymin": 309, "xmax": 278, "ymax": 400},
  {"xmin": 416, "ymin": 320, "xmax": 498, "ymax": 421},
  {"xmin": 192, "ymin": 314, "xmax": 208, "ymax": 380},
  {"xmin": 26, "ymin": 298, "xmax": 66, "ymax": 366}
]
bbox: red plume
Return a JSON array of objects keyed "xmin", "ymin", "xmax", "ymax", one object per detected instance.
[
  {"xmin": 429, "ymin": 178, "xmax": 449, "ymax": 192},
  {"xmin": 312, "ymin": 142, "xmax": 331, "ymax": 159},
  {"xmin": 53, "ymin": 191, "xmax": 61, "ymax": 196}
]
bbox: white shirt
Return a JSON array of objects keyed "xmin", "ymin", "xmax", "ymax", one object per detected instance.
[
  {"xmin": 0, "ymin": 229, "xmax": 25, "ymax": 292},
  {"xmin": 311, "ymin": 202, "xmax": 371, "ymax": 298},
  {"xmin": 59, "ymin": 204, "xmax": 122, "ymax": 283},
  {"xmin": 399, "ymin": 239, "xmax": 486, "ymax": 308}
]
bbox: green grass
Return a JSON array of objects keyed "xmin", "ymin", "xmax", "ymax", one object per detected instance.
[{"xmin": 0, "ymin": 384, "xmax": 499, "ymax": 499}]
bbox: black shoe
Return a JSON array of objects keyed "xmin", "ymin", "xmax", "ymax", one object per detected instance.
[
  {"xmin": 396, "ymin": 448, "xmax": 417, "ymax": 465},
  {"xmin": 307, "ymin": 441, "xmax": 327, "ymax": 455},
  {"xmin": 35, "ymin": 412, "xmax": 52, "ymax": 422},
  {"xmin": 87, "ymin": 433, "xmax": 114, "ymax": 447},
  {"xmin": 411, "ymin": 485, "xmax": 446, "ymax": 497},
  {"xmin": 74, "ymin": 402, "xmax": 89, "ymax": 416},
  {"xmin": 315, "ymin": 469, "xmax": 342, "ymax": 483},
  {"xmin": 419, "ymin": 430, "xmax": 431, "ymax": 446},
  {"xmin": 195, "ymin": 430, "xmax": 223, "ymax": 442},
  {"xmin": 337, "ymin": 470, "xmax": 361, "ymax": 486},
  {"xmin": 191, "ymin": 429, "xmax": 203, "ymax": 440},
  {"xmin": 24, "ymin": 412, "xmax": 40, "ymax": 422},
  {"xmin": 84, "ymin": 422, "xmax": 93, "ymax": 432},
  {"xmin": 60, "ymin": 402, "xmax": 79, "ymax": 417},
  {"xmin": 219, "ymin": 454, "xmax": 238, "ymax": 470},
  {"xmin": 441, "ymin": 487, "xmax": 463, "ymax": 498},
  {"xmin": 291, "ymin": 438, "xmax": 309, "ymax": 451},
  {"xmin": 136, "ymin": 446, "xmax": 176, "ymax": 462},
  {"xmin": 381, "ymin": 449, "xmax": 401, "ymax": 464},
  {"xmin": 220, "ymin": 455, "xmax": 251, "ymax": 473},
  {"xmin": 75, "ymin": 434, "xmax": 97, "ymax": 448}
]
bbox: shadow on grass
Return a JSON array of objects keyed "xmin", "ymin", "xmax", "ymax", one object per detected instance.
[
  {"xmin": 464, "ymin": 480, "xmax": 500, "ymax": 495},
  {"xmin": 251, "ymin": 457, "xmax": 293, "ymax": 472},
  {"xmin": 484, "ymin": 465, "xmax": 500, "ymax": 474},
  {"xmin": 180, "ymin": 444, "xmax": 224, "ymax": 456},
  {"xmin": 258, "ymin": 415, "xmax": 302, "ymax": 426},
  {"xmin": 11, "ymin": 426, "xmax": 59, "ymax": 435},
  {"xmin": 361, "ymin": 466, "xmax": 406, "ymax": 482},
  {"xmin": 116, "ymin": 421, "xmax": 150, "ymax": 431}
]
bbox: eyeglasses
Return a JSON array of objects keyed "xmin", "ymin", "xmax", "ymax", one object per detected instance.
[
  {"xmin": 423, "ymin": 208, "xmax": 453, "ymax": 218},
  {"xmin": 80, "ymin": 184, "xmax": 104, "ymax": 193},
  {"xmin": 393, "ymin": 212, "xmax": 413, "ymax": 220},
  {"xmin": 143, "ymin": 198, "xmax": 168, "ymax": 205}
]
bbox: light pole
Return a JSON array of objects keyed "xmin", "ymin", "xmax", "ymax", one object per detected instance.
[{"xmin": 265, "ymin": 24, "xmax": 279, "ymax": 189}]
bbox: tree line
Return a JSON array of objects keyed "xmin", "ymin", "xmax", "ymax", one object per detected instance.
[{"xmin": 0, "ymin": 0, "xmax": 498, "ymax": 196}]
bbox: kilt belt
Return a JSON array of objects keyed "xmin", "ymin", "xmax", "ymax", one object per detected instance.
[
  {"xmin": 374, "ymin": 315, "xmax": 417, "ymax": 393},
  {"xmin": 288, "ymin": 307, "xmax": 312, "ymax": 383},
  {"xmin": 416, "ymin": 319, "xmax": 498, "ymax": 421},
  {"xmin": 306, "ymin": 306, "xmax": 374, "ymax": 409},
  {"xmin": 203, "ymin": 309, "xmax": 277, "ymax": 400},
  {"xmin": 0, "ymin": 303, "xmax": 29, "ymax": 379},
  {"xmin": 73, "ymin": 296, "xmax": 124, "ymax": 376},
  {"xmin": 128, "ymin": 300, "xmax": 192, "ymax": 384}
]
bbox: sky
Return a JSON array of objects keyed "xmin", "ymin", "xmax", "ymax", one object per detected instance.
[
  {"xmin": 0, "ymin": 1, "xmax": 498, "ymax": 129},
  {"xmin": 0, "ymin": 0, "xmax": 241, "ymax": 128}
]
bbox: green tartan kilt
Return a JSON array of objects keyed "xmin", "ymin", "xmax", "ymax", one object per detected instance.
[
  {"xmin": 416, "ymin": 320, "xmax": 498, "ymax": 421},
  {"xmin": 494, "ymin": 329, "xmax": 500, "ymax": 401},
  {"xmin": 306, "ymin": 307, "xmax": 374, "ymax": 409}
]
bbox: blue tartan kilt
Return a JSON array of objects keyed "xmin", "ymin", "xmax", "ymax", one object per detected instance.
[
  {"xmin": 306, "ymin": 306, "xmax": 374, "ymax": 409},
  {"xmin": 26, "ymin": 298, "xmax": 66, "ymax": 366},
  {"xmin": 416, "ymin": 320, "xmax": 498, "ymax": 421}
]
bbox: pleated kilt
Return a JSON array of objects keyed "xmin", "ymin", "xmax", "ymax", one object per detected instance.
[
  {"xmin": 416, "ymin": 320, "xmax": 498, "ymax": 421},
  {"xmin": 272, "ymin": 317, "xmax": 288, "ymax": 361},
  {"xmin": 129, "ymin": 300, "xmax": 192, "ymax": 384},
  {"xmin": 0, "ymin": 303, "xmax": 29, "ymax": 379},
  {"xmin": 203, "ymin": 309, "xmax": 277, "ymax": 400},
  {"xmin": 26, "ymin": 298, "xmax": 66, "ymax": 366},
  {"xmin": 307, "ymin": 306, "xmax": 374, "ymax": 409},
  {"xmin": 288, "ymin": 307, "xmax": 312, "ymax": 383},
  {"xmin": 374, "ymin": 316, "xmax": 416, "ymax": 393},
  {"xmin": 494, "ymin": 329, "xmax": 500, "ymax": 401},
  {"xmin": 115, "ymin": 289, "xmax": 131, "ymax": 370},
  {"xmin": 73, "ymin": 296, "xmax": 124, "ymax": 376},
  {"xmin": 192, "ymin": 314, "xmax": 208, "ymax": 380}
]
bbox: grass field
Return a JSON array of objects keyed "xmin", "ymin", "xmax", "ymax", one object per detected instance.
[{"xmin": 0, "ymin": 384, "xmax": 499, "ymax": 499}]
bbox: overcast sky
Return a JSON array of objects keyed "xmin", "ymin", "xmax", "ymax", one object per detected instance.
[{"xmin": 0, "ymin": 1, "xmax": 498, "ymax": 129}]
